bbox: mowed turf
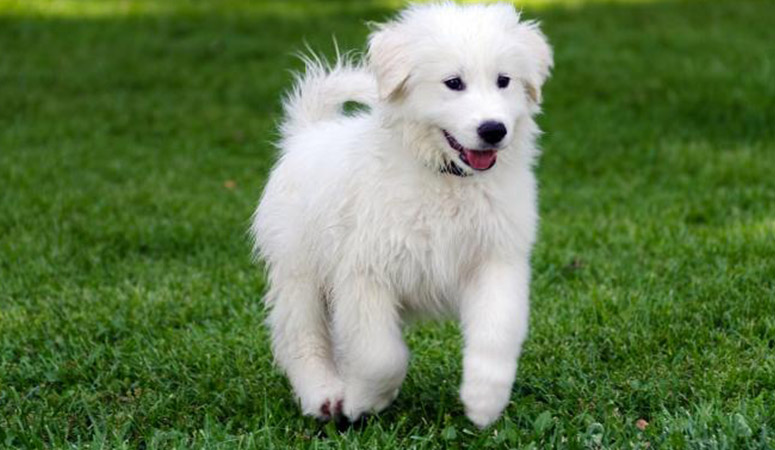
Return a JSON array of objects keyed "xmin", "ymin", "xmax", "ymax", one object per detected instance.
[{"xmin": 1, "ymin": 0, "xmax": 773, "ymax": 448}]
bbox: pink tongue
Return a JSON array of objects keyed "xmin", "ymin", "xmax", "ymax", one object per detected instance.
[{"xmin": 463, "ymin": 150, "xmax": 497, "ymax": 170}]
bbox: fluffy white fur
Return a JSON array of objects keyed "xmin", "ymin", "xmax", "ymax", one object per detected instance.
[{"xmin": 250, "ymin": 2, "xmax": 552, "ymax": 428}]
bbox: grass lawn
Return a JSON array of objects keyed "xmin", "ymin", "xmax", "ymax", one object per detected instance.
[{"xmin": 1, "ymin": 0, "xmax": 774, "ymax": 448}]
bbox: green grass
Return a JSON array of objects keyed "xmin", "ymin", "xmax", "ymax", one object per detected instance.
[{"xmin": 1, "ymin": 0, "xmax": 774, "ymax": 448}]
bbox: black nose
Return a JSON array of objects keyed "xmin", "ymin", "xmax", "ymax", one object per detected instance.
[{"xmin": 477, "ymin": 121, "xmax": 507, "ymax": 145}]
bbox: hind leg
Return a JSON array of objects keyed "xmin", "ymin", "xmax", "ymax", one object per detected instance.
[{"xmin": 267, "ymin": 277, "xmax": 344, "ymax": 420}]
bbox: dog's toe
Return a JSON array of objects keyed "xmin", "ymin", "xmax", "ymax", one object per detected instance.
[
  {"xmin": 298, "ymin": 377, "xmax": 346, "ymax": 421},
  {"xmin": 309, "ymin": 395, "xmax": 345, "ymax": 421},
  {"xmin": 320, "ymin": 400, "xmax": 332, "ymax": 419}
]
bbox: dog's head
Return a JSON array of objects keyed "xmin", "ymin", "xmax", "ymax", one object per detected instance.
[{"xmin": 368, "ymin": 2, "xmax": 552, "ymax": 174}]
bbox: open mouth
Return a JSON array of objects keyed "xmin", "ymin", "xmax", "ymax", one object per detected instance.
[{"xmin": 442, "ymin": 130, "xmax": 497, "ymax": 171}]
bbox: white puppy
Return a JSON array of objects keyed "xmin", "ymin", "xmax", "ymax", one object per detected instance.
[{"xmin": 250, "ymin": 2, "xmax": 552, "ymax": 428}]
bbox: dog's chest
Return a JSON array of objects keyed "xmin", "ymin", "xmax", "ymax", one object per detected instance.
[{"xmin": 350, "ymin": 181, "xmax": 511, "ymax": 302}]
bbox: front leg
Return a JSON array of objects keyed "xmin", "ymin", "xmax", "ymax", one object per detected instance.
[
  {"xmin": 459, "ymin": 259, "xmax": 530, "ymax": 428},
  {"xmin": 331, "ymin": 276, "xmax": 409, "ymax": 421}
]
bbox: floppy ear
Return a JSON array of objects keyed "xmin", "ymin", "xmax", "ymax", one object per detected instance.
[
  {"xmin": 515, "ymin": 21, "xmax": 553, "ymax": 104},
  {"xmin": 368, "ymin": 23, "xmax": 412, "ymax": 101}
]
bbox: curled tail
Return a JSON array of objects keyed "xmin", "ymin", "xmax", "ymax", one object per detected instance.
[{"xmin": 281, "ymin": 53, "xmax": 377, "ymax": 136}]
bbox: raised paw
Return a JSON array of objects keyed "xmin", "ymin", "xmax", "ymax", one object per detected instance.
[
  {"xmin": 460, "ymin": 363, "xmax": 516, "ymax": 428},
  {"xmin": 460, "ymin": 381, "xmax": 510, "ymax": 428}
]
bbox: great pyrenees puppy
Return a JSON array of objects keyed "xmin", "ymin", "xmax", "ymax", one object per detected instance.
[{"xmin": 250, "ymin": 2, "xmax": 552, "ymax": 428}]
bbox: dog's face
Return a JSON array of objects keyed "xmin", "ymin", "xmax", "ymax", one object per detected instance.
[{"xmin": 369, "ymin": 3, "xmax": 552, "ymax": 173}]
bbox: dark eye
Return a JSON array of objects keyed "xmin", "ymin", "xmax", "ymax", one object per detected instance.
[
  {"xmin": 497, "ymin": 75, "xmax": 511, "ymax": 89},
  {"xmin": 444, "ymin": 77, "xmax": 465, "ymax": 91}
]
